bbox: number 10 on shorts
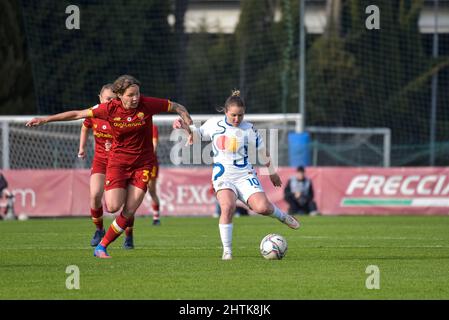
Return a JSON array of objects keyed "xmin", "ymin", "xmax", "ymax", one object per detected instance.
[{"xmin": 247, "ymin": 178, "xmax": 260, "ymax": 186}]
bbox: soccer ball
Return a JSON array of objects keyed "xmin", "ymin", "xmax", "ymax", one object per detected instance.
[{"xmin": 260, "ymin": 233, "xmax": 288, "ymax": 260}]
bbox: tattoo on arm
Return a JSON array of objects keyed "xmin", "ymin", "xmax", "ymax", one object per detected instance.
[{"xmin": 171, "ymin": 102, "xmax": 193, "ymax": 126}]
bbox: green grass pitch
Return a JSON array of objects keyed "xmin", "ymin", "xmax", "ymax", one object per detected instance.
[{"xmin": 0, "ymin": 215, "xmax": 448, "ymax": 299}]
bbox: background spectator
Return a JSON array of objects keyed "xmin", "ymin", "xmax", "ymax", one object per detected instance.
[{"xmin": 284, "ymin": 166, "xmax": 319, "ymax": 216}]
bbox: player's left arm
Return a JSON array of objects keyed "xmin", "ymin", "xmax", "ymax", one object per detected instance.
[
  {"xmin": 262, "ymin": 149, "xmax": 282, "ymax": 187},
  {"xmin": 169, "ymin": 101, "xmax": 194, "ymax": 144},
  {"xmin": 153, "ymin": 138, "xmax": 158, "ymax": 153},
  {"xmin": 253, "ymin": 128, "xmax": 282, "ymax": 187},
  {"xmin": 169, "ymin": 102, "xmax": 193, "ymax": 131}
]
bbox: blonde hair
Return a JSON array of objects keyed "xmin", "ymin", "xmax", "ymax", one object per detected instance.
[
  {"xmin": 216, "ymin": 89, "xmax": 245, "ymax": 113},
  {"xmin": 99, "ymin": 83, "xmax": 114, "ymax": 96}
]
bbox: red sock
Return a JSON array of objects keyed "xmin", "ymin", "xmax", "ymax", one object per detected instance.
[
  {"xmin": 100, "ymin": 212, "xmax": 129, "ymax": 247},
  {"xmin": 125, "ymin": 216, "xmax": 135, "ymax": 237},
  {"xmin": 91, "ymin": 207, "xmax": 103, "ymax": 230},
  {"xmin": 152, "ymin": 203, "xmax": 160, "ymax": 219}
]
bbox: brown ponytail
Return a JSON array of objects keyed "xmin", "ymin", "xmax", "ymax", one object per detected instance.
[{"xmin": 216, "ymin": 89, "xmax": 246, "ymax": 113}]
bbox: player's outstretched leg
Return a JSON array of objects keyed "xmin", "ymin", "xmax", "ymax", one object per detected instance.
[
  {"xmin": 94, "ymin": 244, "xmax": 111, "ymax": 259},
  {"xmin": 269, "ymin": 205, "xmax": 300, "ymax": 229},
  {"xmin": 94, "ymin": 212, "xmax": 130, "ymax": 258},
  {"xmin": 283, "ymin": 213, "xmax": 300, "ymax": 229},
  {"xmin": 248, "ymin": 193, "xmax": 301, "ymax": 230}
]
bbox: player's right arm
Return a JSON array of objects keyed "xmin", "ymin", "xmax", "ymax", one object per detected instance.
[
  {"xmin": 173, "ymin": 118, "xmax": 212, "ymax": 145},
  {"xmin": 25, "ymin": 109, "xmax": 93, "ymax": 127}
]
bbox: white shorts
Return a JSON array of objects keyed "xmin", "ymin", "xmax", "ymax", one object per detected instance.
[{"xmin": 213, "ymin": 171, "xmax": 264, "ymax": 203}]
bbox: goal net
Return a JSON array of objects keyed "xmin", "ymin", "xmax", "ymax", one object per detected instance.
[
  {"xmin": 0, "ymin": 114, "xmax": 300, "ymax": 169},
  {"xmin": 307, "ymin": 126, "xmax": 391, "ymax": 167}
]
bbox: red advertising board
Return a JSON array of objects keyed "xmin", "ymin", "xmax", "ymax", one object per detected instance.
[
  {"xmin": 2, "ymin": 167, "xmax": 449, "ymax": 217},
  {"xmin": 316, "ymin": 167, "xmax": 449, "ymax": 215}
]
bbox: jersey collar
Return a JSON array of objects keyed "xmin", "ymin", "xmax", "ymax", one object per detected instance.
[
  {"xmin": 223, "ymin": 116, "xmax": 241, "ymax": 128},
  {"xmin": 224, "ymin": 116, "xmax": 233, "ymax": 127}
]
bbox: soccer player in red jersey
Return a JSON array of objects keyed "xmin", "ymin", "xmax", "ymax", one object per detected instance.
[
  {"xmin": 26, "ymin": 75, "xmax": 193, "ymax": 258},
  {"xmin": 78, "ymin": 84, "xmax": 115, "ymax": 247},
  {"xmin": 148, "ymin": 124, "xmax": 161, "ymax": 226}
]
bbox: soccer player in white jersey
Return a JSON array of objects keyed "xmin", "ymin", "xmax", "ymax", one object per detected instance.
[{"xmin": 173, "ymin": 90, "xmax": 300, "ymax": 260}]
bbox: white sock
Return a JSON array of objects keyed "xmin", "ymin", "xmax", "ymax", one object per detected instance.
[
  {"xmin": 219, "ymin": 223, "xmax": 233, "ymax": 253},
  {"xmin": 270, "ymin": 205, "xmax": 287, "ymax": 222}
]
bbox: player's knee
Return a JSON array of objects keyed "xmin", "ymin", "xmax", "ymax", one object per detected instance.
[
  {"xmin": 251, "ymin": 202, "xmax": 273, "ymax": 215},
  {"xmin": 92, "ymin": 194, "xmax": 103, "ymax": 206},
  {"xmin": 220, "ymin": 204, "xmax": 236, "ymax": 216},
  {"xmin": 106, "ymin": 202, "xmax": 121, "ymax": 213}
]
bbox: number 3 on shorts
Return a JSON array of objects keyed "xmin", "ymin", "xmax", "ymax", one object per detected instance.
[{"xmin": 142, "ymin": 169, "xmax": 150, "ymax": 183}]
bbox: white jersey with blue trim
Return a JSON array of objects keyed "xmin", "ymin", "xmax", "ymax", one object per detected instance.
[{"xmin": 194, "ymin": 116, "xmax": 265, "ymax": 181}]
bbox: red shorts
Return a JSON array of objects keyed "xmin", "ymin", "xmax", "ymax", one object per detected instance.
[
  {"xmin": 104, "ymin": 164, "xmax": 155, "ymax": 192},
  {"xmin": 91, "ymin": 158, "xmax": 108, "ymax": 175}
]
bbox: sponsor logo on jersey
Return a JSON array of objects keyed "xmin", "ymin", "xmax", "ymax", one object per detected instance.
[
  {"xmin": 113, "ymin": 121, "xmax": 144, "ymax": 129},
  {"xmin": 94, "ymin": 131, "xmax": 113, "ymax": 139},
  {"xmin": 216, "ymin": 135, "xmax": 238, "ymax": 152}
]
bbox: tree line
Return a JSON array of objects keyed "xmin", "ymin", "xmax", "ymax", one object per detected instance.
[{"xmin": 2, "ymin": 0, "xmax": 449, "ymax": 164}]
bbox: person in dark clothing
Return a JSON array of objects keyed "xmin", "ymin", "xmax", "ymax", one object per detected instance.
[
  {"xmin": 0, "ymin": 173, "xmax": 15, "ymax": 219},
  {"xmin": 284, "ymin": 166, "xmax": 319, "ymax": 215}
]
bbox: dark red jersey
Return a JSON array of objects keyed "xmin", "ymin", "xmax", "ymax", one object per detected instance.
[
  {"xmin": 83, "ymin": 116, "xmax": 113, "ymax": 163},
  {"xmin": 89, "ymin": 96, "xmax": 171, "ymax": 167}
]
